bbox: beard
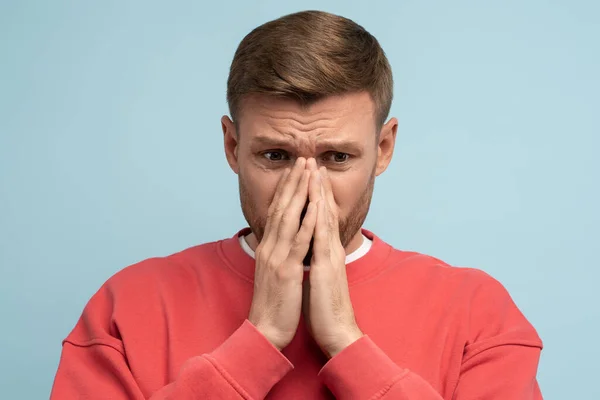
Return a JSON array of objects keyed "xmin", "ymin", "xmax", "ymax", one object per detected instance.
[{"xmin": 239, "ymin": 169, "xmax": 375, "ymax": 266}]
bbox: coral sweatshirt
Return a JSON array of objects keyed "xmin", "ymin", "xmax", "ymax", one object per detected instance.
[{"xmin": 51, "ymin": 229, "xmax": 543, "ymax": 399}]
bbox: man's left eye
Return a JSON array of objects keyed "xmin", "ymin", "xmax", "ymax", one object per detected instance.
[{"xmin": 325, "ymin": 152, "xmax": 350, "ymax": 163}]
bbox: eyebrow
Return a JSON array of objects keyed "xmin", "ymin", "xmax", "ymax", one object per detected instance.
[{"xmin": 251, "ymin": 135, "xmax": 364, "ymax": 153}]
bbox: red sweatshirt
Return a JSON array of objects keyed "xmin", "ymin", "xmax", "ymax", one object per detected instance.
[{"xmin": 51, "ymin": 229, "xmax": 543, "ymax": 399}]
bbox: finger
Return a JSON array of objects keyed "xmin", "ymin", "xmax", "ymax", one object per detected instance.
[
  {"xmin": 268, "ymin": 167, "xmax": 292, "ymax": 214},
  {"xmin": 308, "ymin": 168, "xmax": 323, "ymax": 203},
  {"xmin": 288, "ymin": 201, "xmax": 318, "ymax": 263},
  {"xmin": 263, "ymin": 158, "xmax": 306, "ymax": 244},
  {"xmin": 313, "ymin": 195, "xmax": 331, "ymax": 264},
  {"xmin": 277, "ymin": 169, "xmax": 310, "ymax": 244},
  {"xmin": 262, "ymin": 167, "xmax": 291, "ymax": 240},
  {"xmin": 319, "ymin": 167, "xmax": 341, "ymax": 242},
  {"xmin": 276, "ymin": 157, "xmax": 307, "ymax": 209},
  {"xmin": 319, "ymin": 167, "xmax": 336, "ymax": 213}
]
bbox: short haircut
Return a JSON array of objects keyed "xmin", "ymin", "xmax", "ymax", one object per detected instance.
[{"xmin": 226, "ymin": 10, "xmax": 393, "ymax": 129}]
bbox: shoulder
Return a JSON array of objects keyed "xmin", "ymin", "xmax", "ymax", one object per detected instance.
[
  {"xmin": 63, "ymin": 239, "xmax": 225, "ymax": 345},
  {"xmin": 384, "ymin": 246, "xmax": 498, "ymax": 292},
  {"xmin": 370, "ymin": 231, "xmax": 498, "ymax": 290},
  {"xmin": 105, "ymin": 239, "xmax": 222, "ymax": 292},
  {"xmin": 383, "ymin": 245, "xmax": 542, "ymax": 348}
]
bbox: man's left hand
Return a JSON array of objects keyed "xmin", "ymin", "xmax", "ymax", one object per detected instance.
[{"xmin": 303, "ymin": 159, "xmax": 364, "ymax": 358}]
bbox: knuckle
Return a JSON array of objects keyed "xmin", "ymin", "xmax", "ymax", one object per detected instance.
[
  {"xmin": 274, "ymin": 264, "xmax": 296, "ymax": 282},
  {"xmin": 255, "ymin": 242, "xmax": 265, "ymax": 255},
  {"xmin": 291, "ymin": 234, "xmax": 304, "ymax": 249},
  {"xmin": 265, "ymin": 252, "xmax": 281, "ymax": 267},
  {"xmin": 280, "ymin": 210, "xmax": 296, "ymax": 225},
  {"xmin": 274, "ymin": 267, "xmax": 288, "ymax": 281},
  {"xmin": 255, "ymin": 250, "xmax": 268, "ymax": 267},
  {"xmin": 255, "ymin": 245, "xmax": 264, "ymax": 257},
  {"xmin": 331, "ymin": 208, "xmax": 339, "ymax": 220},
  {"xmin": 269, "ymin": 204, "xmax": 283, "ymax": 219},
  {"xmin": 265, "ymin": 257, "xmax": 280, "ymax": 273},
  {"xmin": 328, "ymin": 218, "xmax": 338, "ymax": 231}
]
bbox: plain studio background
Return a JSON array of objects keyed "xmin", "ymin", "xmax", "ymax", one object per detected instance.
[{"xmin": 1, "ymin": 0, "xmax": 598, "ymax": 398}]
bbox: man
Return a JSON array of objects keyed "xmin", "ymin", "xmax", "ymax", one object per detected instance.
[{"xmin": 51, "ymin": 10, "xmax": 543, "ymax": 399}]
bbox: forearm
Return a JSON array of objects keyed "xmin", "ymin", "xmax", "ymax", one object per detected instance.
[
  {"xmin": 51, "ymin": 320, "xmax": 293, "ymax": 399},
  {"xmin": 319, "ymin": 335, "xmax": 443, "ymax": 399}
]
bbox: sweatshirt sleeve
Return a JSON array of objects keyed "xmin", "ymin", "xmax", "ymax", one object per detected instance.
[
  {"xmin": 318, "ymin": 272, "xmax": 543, "ymax": 399},
  {"xmin": 452, "ymin": 272, "xmax": 543, "ymax": 399},
  {"xmin": 51, "ymin": 319, "xmax": 293, "ymax": 399},
  {"xmin": 319, "ymin": 335, "xmax": 443, "ymax": 399}
]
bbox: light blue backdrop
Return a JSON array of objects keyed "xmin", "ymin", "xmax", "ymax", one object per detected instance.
[{"xmin": 1, "ymin": 0, "xmax": 598, "ymax": 398}]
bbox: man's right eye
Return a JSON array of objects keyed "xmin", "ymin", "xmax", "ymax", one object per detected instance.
[{"xmin": 263, "ymin": 151, "xmax": 290, "ymax": 161}]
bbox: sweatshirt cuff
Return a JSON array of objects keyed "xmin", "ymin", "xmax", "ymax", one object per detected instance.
[
  {"xmin": 319, "ymin": 335, "xmax": 404, "ymax": 398},
  {"xmin": 208, "ymin": 319, "xmax": 294, "ymax": 399}
]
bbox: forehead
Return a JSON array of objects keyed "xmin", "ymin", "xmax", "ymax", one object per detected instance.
[{"xmin": 237, "ymin": 92, "xmax": 377, "ymax": 142}]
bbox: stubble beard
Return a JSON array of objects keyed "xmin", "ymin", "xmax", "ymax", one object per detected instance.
[{"xmin": 239, "ymin": 169, "xmax": 375, "ymax": 266}]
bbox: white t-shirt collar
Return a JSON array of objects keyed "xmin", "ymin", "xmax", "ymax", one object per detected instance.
[{"xmin": 239, "ymin": 232, "xmax": 373, "ymax": 269}]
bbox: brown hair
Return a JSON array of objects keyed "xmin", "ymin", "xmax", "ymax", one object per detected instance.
[{"xmin": 226, "ymin": 10, "xmax": 393, "ymax": 129}]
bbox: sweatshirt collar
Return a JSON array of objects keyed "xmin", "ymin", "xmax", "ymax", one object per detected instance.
[{"xmin": 217, "ymin": 228, "xmax": 393, "ymax": 285}]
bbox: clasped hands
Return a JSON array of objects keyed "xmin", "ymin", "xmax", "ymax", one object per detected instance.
[{"xmin": 248, "ymin": 157, "xmax": 363, "ymax": 358}]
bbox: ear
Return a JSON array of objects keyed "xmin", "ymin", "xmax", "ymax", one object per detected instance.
[
  {"xmin": 375, "ymin": 117, "xmax": 398, "ymax": 176},
  {"xmin": 222, "ymin": 115, "xmax": 240, "ymax": 174}
]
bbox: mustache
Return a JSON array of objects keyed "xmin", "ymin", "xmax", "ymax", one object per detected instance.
[{"xmin": 300, "ymin": 201, "xmax": 314, "ymax": 266}]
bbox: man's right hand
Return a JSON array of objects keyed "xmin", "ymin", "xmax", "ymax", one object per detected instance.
[{"xmin": 248, "ymin": 157, "xmax": 317, "ymax": 351}]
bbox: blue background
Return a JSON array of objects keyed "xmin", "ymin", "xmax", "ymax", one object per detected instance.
[{"xmin": 1, "ymin": 0, "xmax": 598, "ymax": 398}]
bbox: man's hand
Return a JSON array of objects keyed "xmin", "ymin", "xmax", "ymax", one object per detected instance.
[
  {"xmin": 248, "ymin": 157, "xmax": 318, "ymax": 351},
  {"xmin": 303, "ymin": 159, "xmax": 364, "ymax": 358}
]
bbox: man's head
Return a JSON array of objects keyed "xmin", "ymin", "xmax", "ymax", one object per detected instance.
[{"xmin": 222, "ymin": 10, "xmax": 398, "ymax": 254}]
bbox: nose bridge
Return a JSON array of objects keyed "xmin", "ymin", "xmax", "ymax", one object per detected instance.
[
  {"xmin": 294, "ymin": 128, "xmax": 324, "ymax": 159},
  {"xmin": 293, "ymin": 132, "xmax": 319, "ymax": 159}
]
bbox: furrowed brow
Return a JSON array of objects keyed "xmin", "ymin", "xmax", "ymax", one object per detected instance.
[
  {"xmin": 316, "ymin": 139, "xmax": 363, "ymax": 154},
  {"xmin": 251, "ymin": 136, "xmax": 294, "ymax": 148},
  {"xmin": 251, "ymin": 135, "xmax": 363, "ymax": 154}
]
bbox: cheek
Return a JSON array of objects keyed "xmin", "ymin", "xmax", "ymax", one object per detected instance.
[
  {"xmin": 244, "ymin": 168, "xmax": 283, "ymax": 209},
  {"xmin": 329, "ymin": 172, "xmax": 369, "ymax": 212}
]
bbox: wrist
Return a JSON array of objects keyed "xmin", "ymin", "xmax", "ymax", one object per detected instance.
[
  {"xmin": 251, "ymin": 321, "xmax": 287, "ymax": 351},
  {"xmin": 324, "ymin": 327, "xmax": 364, "ymax": 358}
]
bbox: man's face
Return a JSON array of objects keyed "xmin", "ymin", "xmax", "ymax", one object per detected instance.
[{"xmin": 222, "ymin": 92, "xmax": 397, "ymax": 255}]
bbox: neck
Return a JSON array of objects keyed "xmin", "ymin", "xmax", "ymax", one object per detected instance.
[{"xmin": 245, "ymin": 228, "xmax": 364, "ymax": 255}]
